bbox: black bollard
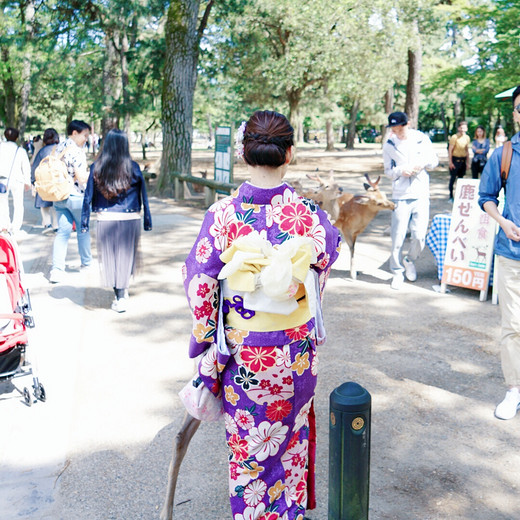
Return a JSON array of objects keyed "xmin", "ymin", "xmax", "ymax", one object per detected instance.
[{"xmin": 328, "ymin": 381, "xmax": 371, "ymax": 520}]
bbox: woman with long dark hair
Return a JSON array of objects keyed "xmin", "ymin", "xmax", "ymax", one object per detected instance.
[
  {"xmin": 81, "ymin": 129, "xmax": 152, "ymax": 312},
  {"xmin": 183, "ymin": 110, "xmax": 340, "ymax": 519}
]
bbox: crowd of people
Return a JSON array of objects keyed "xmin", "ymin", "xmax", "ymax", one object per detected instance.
[{"xmin": 0, "ymin": 121, "xmax": 152, "ymax": 313}]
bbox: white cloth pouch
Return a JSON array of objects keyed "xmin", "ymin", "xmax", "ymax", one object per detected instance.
[{"xmin": 179, "ymin": 372, "xmax": 223, "ymax": 422}]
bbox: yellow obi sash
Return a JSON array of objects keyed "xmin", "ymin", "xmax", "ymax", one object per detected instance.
[{"xmin": 218, "ymin": 232, "xmax": 316, "ymax": 332}]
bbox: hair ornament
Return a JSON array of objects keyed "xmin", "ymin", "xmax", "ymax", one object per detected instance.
[{"xmin": 235, "ymin": 121, "xmax": 247, "ymax": 159}]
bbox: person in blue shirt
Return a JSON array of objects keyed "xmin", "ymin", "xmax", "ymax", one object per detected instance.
[
  {"xmin": 82, "ymin": 129, "xmax": 152, "ymax": 313},
  {"xmin": 471, "ymin": 125, "xmax": 490, "ymax": 179},
  {"xmin": 479, "ymin": 85, "xmax": 520, "ymax": 420}
]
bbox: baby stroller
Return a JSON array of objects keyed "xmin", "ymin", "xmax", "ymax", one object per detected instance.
[{"xmin": 0, "ymin": 233, "xmax": 44, "ymax": 406}]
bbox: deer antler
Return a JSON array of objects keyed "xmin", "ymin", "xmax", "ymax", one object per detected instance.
[{"xmin": 364, "ymin": 173, "xmax": 381, "ymax": 189}]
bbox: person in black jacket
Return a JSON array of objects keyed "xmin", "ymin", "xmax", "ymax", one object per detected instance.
[{"xmin": 82, "ymin": 129, "xmax": 152, "ymax": 313}]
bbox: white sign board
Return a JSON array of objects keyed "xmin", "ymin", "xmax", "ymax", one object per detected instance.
[{"xmin": 441, "ymin": 179, "xmax": 497, "ymax": 300}]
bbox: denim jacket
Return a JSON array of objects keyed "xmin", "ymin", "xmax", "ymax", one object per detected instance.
[
  {"xmin": 81, "ymin": 160, "xmax": 152, "ymax": 232},
  {"xmin": 479, "ymin": 132, "xmax": 520, "ymax": 261}
]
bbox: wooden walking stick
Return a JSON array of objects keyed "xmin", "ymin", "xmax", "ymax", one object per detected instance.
[{"xmin": 160, "ymin": 412, "xmax": 201, "ymax": 520}]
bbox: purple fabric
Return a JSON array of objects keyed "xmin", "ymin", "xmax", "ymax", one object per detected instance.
[{"xmin": 183, "ymin": 181, "xmax": 340, "ymax": 519}]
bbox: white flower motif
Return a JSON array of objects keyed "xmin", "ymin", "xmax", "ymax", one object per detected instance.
[
  {"xmin": 270, "ymin": 187, "xmax": 299, "ymax": 207},
  {"xmin": 234, "ymin": 503, "xmax": 266, "ymax": 520},
  {"xmin": 195, "ymin": 237, "xmax": 213, "ymax": 264},
  {"xmin": 199, "ymin": 346, "xmax": 218, "ymax": 379},
  {"xmin": 235, "ymin": 121, "xmax": 247, "ymax": 159},
  {"xmin": 225, "ymin": 413, "xmax": 238, "ymax": 435},
  {"xmin": 209, "ymin": 204, "xmax": 236, "ymax": 251},
  {"xmin": 246, "ymin": 421, "xmax": 289, "ymax": 461},
  {"xmin": 234, "ymin": 409, "xmax": 255, "ymax": 430},
  {"xmin": 209, "ymin": 195, "xmax": 233, "ymax": 213},
  {"xmin": 311, "ymin": 351, "xmax": 319, "ymax": 376},
  {"xmin": 306, "ymin": 215, "xmax": 327, "ymax": 256},
  {"xmin": 276, "ymin": 345, "xmax": 292, "ymax": 368},
  {"xmin": 265, "ymin": 204, "xmax": 282, "ymax": 227},
  {"xmin": 243, "ymin": 479, "xmax": 267, "ymax": 506},
  {"xmin": 293, "ymin": 398, "xmax": 313, "ymax": 433}
]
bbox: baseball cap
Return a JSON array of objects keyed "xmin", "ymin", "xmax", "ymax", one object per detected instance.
[{"xmin": 387, "ymin": 112, "xmax": 408, "ymax": 127}]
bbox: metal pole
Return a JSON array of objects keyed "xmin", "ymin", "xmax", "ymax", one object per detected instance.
[{"xmin": 328, "ymin": 381, "xmax": 371, "ymax": 519}]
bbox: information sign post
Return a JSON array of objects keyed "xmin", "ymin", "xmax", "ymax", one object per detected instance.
[
  {"xmin": 441, "ymin": 179, "xmax": 497, "ymax": 301},
  {"xmin": 214, "ymin": 126, "xmax": 234, "ymax": 195}
]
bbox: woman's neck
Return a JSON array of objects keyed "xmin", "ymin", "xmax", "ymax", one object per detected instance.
[{"xmin": 248, "ymin": 165, "xmax": 286, "ymax": 188}]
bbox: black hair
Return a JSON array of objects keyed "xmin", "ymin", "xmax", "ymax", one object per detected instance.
[
  {"xmin": 242, "ymin": 110, "xmax": 294, "ymax": 168},
  {"xmin": 4, "ymin": 127, "xmax": 19, "ymax": 142},
  {"xmin": 67, "ymin": 120, "xmax": 91, "ymax": 136},
  {"xmin": 93, "ymin": 129, "xmax": 133, "ymax": 199},
  {"xmin": 43, "ymin": 128, "xmax": 59, "ymax": 146},
  {"xmin": 512, "ymin": 85, "xmax": 520, "ymax": 109}
]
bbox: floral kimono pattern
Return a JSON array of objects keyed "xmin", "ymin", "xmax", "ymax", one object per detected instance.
[{"xmin": 183, "ymin": 182, "xmax": 340, "ymax": 520}]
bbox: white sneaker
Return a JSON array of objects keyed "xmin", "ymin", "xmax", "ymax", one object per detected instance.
[
  {"xmin": 402, "ymin": 256, "xmax": 417, "ymax": 282},
  {"xmin": 495, "ymin": 388, "xmax": 520, "ymax": 420},
  {"xmin": 391, "ymin": 273, "xmax": 404, "ymax": 290},
  {"xmin": 111, "ymin": 298, "xmax": 127, "ymax": 313},
  {"xmin": 49, "ymin": 268, "xmax": 65, "ymax": 284}
]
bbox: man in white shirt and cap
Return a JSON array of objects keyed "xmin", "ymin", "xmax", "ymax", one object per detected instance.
[{"xmin": 383, "ymin": 112, "xmax": 439, "ymax": 290}]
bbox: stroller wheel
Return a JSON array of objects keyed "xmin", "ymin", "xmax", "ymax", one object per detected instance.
[
  {"xmin": 23, "ymin": 387, "xmax": 32, "ymax": 406},
  {"xmin": 36, "ymin": 383, "xmax": 46, "ymax": 402}
]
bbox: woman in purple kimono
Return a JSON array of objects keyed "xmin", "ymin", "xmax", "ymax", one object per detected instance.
[{"xmin": 183, "ymin": 110, "xmax": 340, "ymax": 520}]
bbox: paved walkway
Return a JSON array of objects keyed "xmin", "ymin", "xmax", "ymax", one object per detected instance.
[{"xmin": 0, "ymin": 184, "xmax": 518, "ymax": 520}]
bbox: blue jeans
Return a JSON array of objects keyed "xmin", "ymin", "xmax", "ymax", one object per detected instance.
[{"xmin": 52, "ymin": 193, "xmax": 92, "ymax": 271}]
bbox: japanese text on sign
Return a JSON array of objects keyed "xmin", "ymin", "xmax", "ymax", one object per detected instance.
[{"xmin": 441, "ymin": 179, "xmax": 496, "ymax": 292}]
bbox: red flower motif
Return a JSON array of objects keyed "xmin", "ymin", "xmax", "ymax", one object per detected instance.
[
  {"xmin": 197, "ymin": 283, "xmax": 210, "ymax": 298},
  {"xmin": 260, "ymin": 379, "xmax": 271, "ymax": 390},
  {"xmin": 269, "ymin": 384, "xmax": 283, "ymax": 396},
  {"xmin": 227, "ymin": 221, "xmax": 253, "ymax": 248},
  {"xmin": 285, "ymin": 324, "xmax": 309, "ymax": 341},
  {"xmin": 295, "ymin": 472, "xmax": 308, "ymax": 504},
  {"xmin": 282, "ymin": 376, "xmax": 293, "ymax": 386},
  {"xmin": 241, "ymin": 346, "xmax": 277, "ymax": 373},
  {"xmin": 259, "ymin": 513, "xmax": 280, "ymax": 520},
  {"xmin": 230, "ymin": 462, "xmax": 240, "ymax": 480},
  {"xmin": 228, "ymin": 433, "xmax": 249, "ymax": 463},
  {"xmin": 266, "ymin": 399, "xmax": 292, "ymax": 422},
  {"xmin": 287, "ymin": 431, "xmax": 299, "ymax": 450},
  {"xmin": 193, "ymin": 300, "xmax": 213, "ymax": 320},
  {"xmin": 278, "ymin": 203, "xmax": 313, "ymax": 236}
]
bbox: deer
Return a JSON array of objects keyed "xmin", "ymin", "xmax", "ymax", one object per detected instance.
[
  {"xmin": 294, "ymin": 172, "xmax": 394, "ymax": 279},
  {"xmin": 334, "ymin": 174, "xmax": 395, "ymax": 279}
]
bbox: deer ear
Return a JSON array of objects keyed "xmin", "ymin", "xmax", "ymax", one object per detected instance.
[
  {"xmin": 363, "ymin": 183, "xmax": 371, "ymax": 191},
  {"xmin": 354, "ymin": 195, "xmax": 370, "ymax": 205}
]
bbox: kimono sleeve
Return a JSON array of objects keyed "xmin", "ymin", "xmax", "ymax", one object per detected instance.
[
  {"xmin": 182, "ymin": 209, "xmax": 225, "ymax": 358},
  {"xmin": 311, "ymin": 208, "xmax": 341, "ymax": 296}
]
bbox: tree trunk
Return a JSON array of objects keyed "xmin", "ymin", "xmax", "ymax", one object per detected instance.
[
  {"xmin": 18, "ymin": 0, "xmax": 36, "ymax": 140},
  {"xmin": 120, "ymin": 30, "xmax": 131, "ymax": 134},
  {"xmin": 325, "ymin": 119, "xmax": 335, "ymax": 151},
  {"xmin": 207, "ymin": 113, "xmax": 213, "ymax": 144},
  {"xmin": 287, "ymin": 90, "xmax": 301, "ymax": 163},
  {"xmin": 382, "ymin": 87, "xmax": 394, "ymax": 142},
  {"xmin": 1, "ymin": 47, "xmax": 16, "ymax": 127},
  {"xmin": 440, "ymin": 103, "xmax": 448, "ymax": 144},
  {"xmin": 158, "ymin": 0, "xmax": 204, "ymax": 194},
  {"xmin": 346, "ymin": 99, "xmax": 359, "ymax": 150},
  {"xmin": 102, "ymin": 30, "xmax": 121, "ymax": 136},
  {"xmin": 404, "ymin": 25, "xmax": 422, "ymax": 130}
]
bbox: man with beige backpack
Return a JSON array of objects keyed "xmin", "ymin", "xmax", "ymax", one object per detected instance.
[{"xmin": 48, "ymin": 120, "xmax": 92, "ymax": 284}]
